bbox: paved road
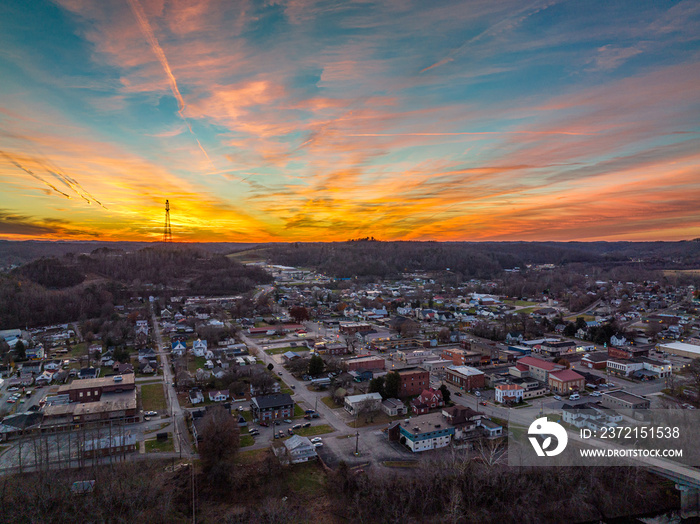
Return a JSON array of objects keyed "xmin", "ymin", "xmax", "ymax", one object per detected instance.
[
  {"xmin": 240, "ymin": 332, "xmax": 347, "ymax": 433},
  {"xmin": 151, "ymin": 310, "xmax": 191, "ymax": 458}
]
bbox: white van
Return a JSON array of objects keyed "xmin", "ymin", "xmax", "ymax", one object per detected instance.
[{"xmin": 569, "ymin": 393, "xmax": 580, "ymax": 401}]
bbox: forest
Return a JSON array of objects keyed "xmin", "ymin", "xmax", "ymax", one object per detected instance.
[
  {"xmin": 0, "ymin": 246, "xmax": 272, "ymax": 329},
  {"xmin": 0, "ymin": 448, "xmax": 678, "ymax": 523},
  {"xmin": 259, "ymin": 240, "xmax": 700, "ymax": 281}
]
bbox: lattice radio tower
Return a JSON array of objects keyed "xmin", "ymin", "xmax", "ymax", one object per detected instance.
[{"xmin": 163, "ymin": 199, "xmax": 172, "ymax": 242}]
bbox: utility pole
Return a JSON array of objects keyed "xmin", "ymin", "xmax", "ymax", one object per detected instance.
[
  {"xmin": 355, "ymin": 430, "xmax": 359, "ymax": 455},
  {"xmin": 163, "ymin": 200, "xmax": 172, "ymax": 242}
]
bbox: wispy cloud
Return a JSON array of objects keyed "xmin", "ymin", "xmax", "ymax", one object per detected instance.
[
  {"xmin": 125, "ymin": 0, "xmax": 211, "ymax": 164},
  {"xmin": 1, "ymin": 0, "xmax": 699, "ymax": 241}
]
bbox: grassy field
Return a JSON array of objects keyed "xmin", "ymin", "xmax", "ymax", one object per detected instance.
[
  {"xmin": 226, "ymin": 248, "xmax": 270, "ymax": 264},
  {"xmin": 382, "ymin": 460, "xmax": 418, "ymax": 468},
  {"xmin": 504, "ymin": 300, "xmax": 538, "ymax": 307},
  {"xmin": 141, "ymin": 383, "xmax": 167, "ymax": 412},
  {"xmin": 280, "ymin": 384, "xmax": 294, "ymax": 395},
  {"xmin": 321, "ymin": 396, "xmax": 342, "ymax": 409},
  {"xmin": 265, "ymin": 346, "xmax": 308, "ymax": 355},
  {"xmin": 348, "ymin": 412, "xmax": 405, "ymax": 429},
  {"xmin": 285, "ymin": 462, "xmax": 326, "ymax": 494},
  {"xmin": 663, "ymin": 269, "xmax": 700, "ymax": 276},
  {"xmin": 515, "ymin": 306, "xmax": 538, "ymax": 315},
  {"xmin": 145, "ymin": 434, "xmax": 174, "ymax": 453},
  {"xmin": 293, "ymin": 404, "xmax": 305, "ymax": 418},
  {"xmin": 68, "ymin": 343, "xmax": 87, "ymax": 358},
  {"xmin": 293, "ymin": 424, "xmax": 334, "ymax": 437},
  {"xmin": 237, "ymin": 448, "xmax": 268, "ymax": 465},
  {"xmin": 239, "ymin": 434, "xmax": 255, "ymax": 447},
  {"xmin": 187, "ymin": 356, "xmax": 207, "ymax": 373},
  {"xmin": 564, "ymin": 313, "xmax": 596, "ymax": 322}
]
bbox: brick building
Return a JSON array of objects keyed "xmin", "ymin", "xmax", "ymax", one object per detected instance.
[
  {"xmin": 250, "ymin": 393, "xmax": 294, "ymax": 421},
  {"xmin": 548, "ymin": 369, "xmax": 585, "ymax": 394},
  {"xmin": 444, "ymin": 365, "xmax": 485, "ymax": 391},
  {"xmin": 395, "ymin": 367, "xmax": 430, "ymax": 397},
  {"xmin": 440, "ymin": 347, "xmax": 482, "ymax": 366},
  {"xmin": 58, "ymin": 374, "xmax": 135, "ymax": 403},
  {"xmin": 344, "ymin": 356, "xmax": 386, "ymax": 371},
  {"xmin": 607, "ymin": 345, "xmax": 651, "ymax": 360}
]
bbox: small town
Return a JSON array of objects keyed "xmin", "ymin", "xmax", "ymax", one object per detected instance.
[
  {"xmin": 0, "ymin": 241, "xmax": 699, "ymax": 521},
  {"xmin": 2, "ymin": 0, "xmax": 699, "ymax": 521}
]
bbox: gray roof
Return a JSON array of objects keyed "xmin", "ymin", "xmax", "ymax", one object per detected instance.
[{"xmin": 252, "ymin": 393, "xmax": 294, "ymax": 410}]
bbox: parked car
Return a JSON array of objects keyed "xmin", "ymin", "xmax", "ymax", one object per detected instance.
[
  {"xmin": 474, "ymin": 391, "xmax": 481, "ymax": 397},
  {"xmin": 553, "ymin": 395, "xmax": 562, "ymax": 401},
  {"xmin": 310, "ymin": 437, "xmax": 323, "ymax": 443},
  {"xmin": 292, "ymin": 424, "xmax": 302, "ymax": 430},
  {"xmin": 313, "ymin": 442, "xmax": 323, "ymax": 448},
  {"xmin": 480, "ymin": 401, "xmax": 487, "ymax": 406},
  {"xmin": 590, "ymin": 392, "xmax": 602, "ymax": 397},
  {"xmin": 302, "ymin": 422, "xmax": 311, "ymax": 428},
  {"xmin": 144, "ymin": 410, "xmax": 158, "ymax": 417},
  {"xmin": 311, "ymin": 413, "xmax": 320, "ymax": 419},
  {"xmin": 283, "ymin": 419, "xmax": 292, "ymax": 424},
  {"xmin": 305, "ymin": 409, "xmax": 315, "ymax": 414},
  {"xmin": 454, "ymin": 392, "xmax": 462, "ymax": 397},
  {"xmin": 569, "ymin": 393, "xmax": 580, "ymax": 401},
  {"xmin": 278, "ymin": 371, "xmax": 283, "ymax": 376},
  {"xmin": 291, "ymin": 385, "xmax": 296, "ymax": 389},
  {"xmin": 259, "ymin": 421, "xmax": 269, "ymax": 427}
]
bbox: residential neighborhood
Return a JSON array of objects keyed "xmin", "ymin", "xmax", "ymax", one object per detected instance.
[{"xmin": 0, "ymin": 243, "xmax": 699, "ymax": 522}]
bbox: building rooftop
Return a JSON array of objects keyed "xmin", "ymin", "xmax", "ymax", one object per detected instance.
[
  {"xmin": 518, "ymin": 356, "xmax": 561, "ymax": 371},
  {"xmin": 447, "ymin": 365, "xmax": 484, "ymax": 377},
  {"xmin": 400, "ymin": 412, "xmax": 452, "ymax": 436},
  {"xmin": 252, "ymin": 393, "xmax": 294, "ymax": 409},
  {"xmin": 396, "ymin": 366, "xmax": 428, "ymax": 375},
  {"xmin": 603, "ymin": 390, "xmax": 648, "ymax": 404},
  {"xmin": 496, "ymin": 383, "xmax": 524, "ymax": 391},
  {"xmin": 345, "ymin": 392, "xmax": 383, "ymax": 404},
  {"xmin": 657, "ymin": 342, "xmax": 700, "ymax": 355},
  {"xmin": 549, "ymin": 369, "xmax": 584, "ymax": 382},
  {"xmin": 58, "ymin": 374, "xmax": 135, "ymax": 393}
]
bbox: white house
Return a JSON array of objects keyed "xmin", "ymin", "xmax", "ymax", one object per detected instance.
[
  {"xmin": 344, "ymin": 392, "xmax": 383, "ymax": 416},
  {"xmin": 193, "ymin": 339, "xmax": 208, "ymax": 357},
  {"xmin": 135, "ymin": 320, "xmax": 149, "ymax": 336},
  {"xmin": 208, "ymin": 390, "xmax": 229, "ymax": 402},
  {"xmin": 283, "ymin": 435, "xmax": 318, "ymax": 464},
  {"xmin": 610, "ymin": 334, "xmax": 628, "ymax": 346},
  {"xmin": 189, "ymin": 389, "xmax": 204, "ymax": 404},
  {"xmin": 495, "ymin": 384, "xmax": 524, "ymax": 404},
  {"xmin": 381, "ymin": 398, "xmax": 407, "ymax": 417}
]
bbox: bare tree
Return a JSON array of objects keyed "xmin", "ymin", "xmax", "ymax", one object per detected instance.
[
  {"xmin": 474, "ymin": 437, "xmax": 507, "ymax": 467},
  {"xmin": 249, "ymin": 371, "xmax": 277, "ymax": 396},
  {"xmin": 199, "ymin": 406, "xmax": 241, "ymax": 494}
]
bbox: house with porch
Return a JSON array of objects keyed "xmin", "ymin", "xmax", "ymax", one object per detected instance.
[{"xmin": 411, "ymin": 388, "xmax": 444, "ymax": 415}]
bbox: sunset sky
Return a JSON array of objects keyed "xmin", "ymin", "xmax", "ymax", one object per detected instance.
[{"xmin": 1, "ymin": 0, "xmax": 699, "ymax": 242}]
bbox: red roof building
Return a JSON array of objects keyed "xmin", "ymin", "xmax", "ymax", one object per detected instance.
[{"xmin": 548, "ymin": 369, "xmax": 585, "ymax": 394}]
